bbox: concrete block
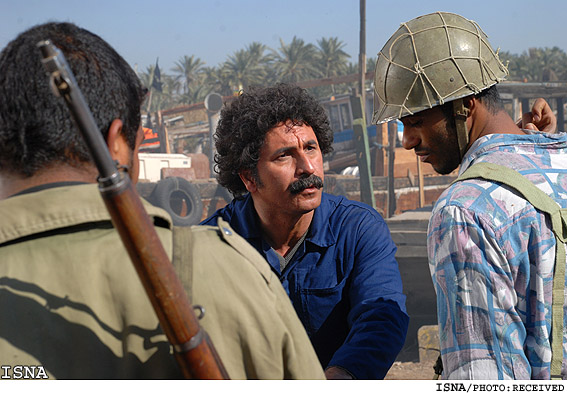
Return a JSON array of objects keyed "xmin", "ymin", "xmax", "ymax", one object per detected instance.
[{"xmin": 418, "ymin": 325, "xmax": 440, "ymax": 363}]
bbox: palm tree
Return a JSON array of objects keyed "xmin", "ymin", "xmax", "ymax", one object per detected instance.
[
  {"xmin": 138, "ymin": 65, "xmax": 179, "ymax": 112},
  {"xmin": 316, "ymin": 37, "xmax": 350, "ymax": 78},
  {"xmin": 171, "ymin": 55, "xmax": 205, "ymax": 95},
  {"xmin": 345, "ymin": 61, "xmax": 358, "ymax": 75},
  {"xmin": 247, "ymin": 42, "xmax": 274, "ymax": 65},
  {"xmin": 157, "ymin": 74, "xmax": 181, "ymax": 110},
  {"xmin": 501, "ymin": 47, "xmax": 567, "ymax": 82},
  {"xmin": 366, "ymin": 56, "xmax": 376, "ymax": 73},
  {"xmin": 184, "ymin": 83, "xmax": 209, "ymax": 105},
  {"xmin": 273, "ymin": 36, "xmax": 318, "ymax": 83},
  {"xmin": 315, "ymin": 37, "xmax": 350, "ymax": 95},
  {"xmin": 222, "ymin": 42, "xmax": 275, "ymax": 91},
  {"xmin": 528, "ymin": 47, "xmax": 567, "ymax": 81},
  {"xmin": 138, "ymin": 66, "xmax": 153, "ymax": 90},
  {"xmin": 202, "ymin": 66, "xmax": 233, "ymax": 97},
  {"xmin": 224, "ymin": 50, "xmax": 262, "ymax": 91}
]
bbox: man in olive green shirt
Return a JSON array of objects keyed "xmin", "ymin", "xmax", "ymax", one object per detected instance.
[{"xmin": 0, "ymin": 22, "xmax": 324, "ymax": 380}]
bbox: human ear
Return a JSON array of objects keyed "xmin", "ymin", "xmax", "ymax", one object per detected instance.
[
  {"xmin": 105, "ymin": 119, "xmax": 130, "ymax": 166},
  {"xmin": 463, "ymin": 96, "xmax": 475, "ymax": 115},
  {"xmin": 239, "ymin": 170, "xmax": 257, "ymax": 193}
]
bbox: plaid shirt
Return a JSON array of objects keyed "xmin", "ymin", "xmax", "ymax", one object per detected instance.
[{"xmin": 428, "ymin": 131, "xmax": 567, "ymax": 379}]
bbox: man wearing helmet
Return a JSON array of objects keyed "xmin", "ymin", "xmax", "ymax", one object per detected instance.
[{"xmin": 374, "ymin": 12, "xmax": 567, "ymax": 379}]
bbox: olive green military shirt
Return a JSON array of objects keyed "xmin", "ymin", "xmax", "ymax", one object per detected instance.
[{"xmin": 0, "ymin": 184, "xmax": 324, "ymax": 380}]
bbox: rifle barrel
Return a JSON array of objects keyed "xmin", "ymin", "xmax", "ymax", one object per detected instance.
[{"xmin": 37, "ymin": 40, "xmax": 229, "ymax": 379}]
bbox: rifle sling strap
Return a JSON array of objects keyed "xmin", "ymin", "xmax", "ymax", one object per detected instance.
[
  {"xmin": 455, "ymin": 161, "xmax": 566, "ymax": 380},
  {"xmin": 172, "ymin": 226, "xmax": 194, "ymax": 303}
]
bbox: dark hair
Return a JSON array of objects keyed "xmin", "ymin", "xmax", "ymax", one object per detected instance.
[
  {"xmin": 440, "ymin": 85, "xmax": 503, "ymax": 125},
  {"xmin": 475, "ymin": 85, "xmax": 503, "ymax": 114},
  {"xmin": 215, "ymin": 83, "xmax": 333, "ymax": 197},
  {"xmin": 0, "ymin": 22, "xmax": 145, "ymax": 176},
  {"xmin": 440, "ymin": 85, "xmax": 503, "ymax": 118}
]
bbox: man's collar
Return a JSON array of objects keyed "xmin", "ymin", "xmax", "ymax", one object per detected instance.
[
  {"xmin": 9, "ymin": 181, "xmax": 89, "ymax": 198},
  {"xmin": 235, "ymin": 192, "xmax": 338, "ymax": 248},
  {"xmin": 307, "ymin": 192, "xmax": 337, "ymax": 248},
  {"xmin": 227, "ymin": 194, "xmax": 263, "ymax": 239}
]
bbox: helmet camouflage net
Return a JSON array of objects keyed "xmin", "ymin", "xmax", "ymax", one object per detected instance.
[{"xmin": 372, "ymin": 11, "xmax": 508, "ymax": 124}]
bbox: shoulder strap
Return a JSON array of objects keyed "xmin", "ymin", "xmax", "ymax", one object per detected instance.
[
  {"xmin": 172, "ymin": 226, "xmax": 194, "ymax": 302},
  {"xmin": 215, "ymin": 217, "xmax": 273, "ymax": 284},
  {"xmin": 456, "ymin": 162, "xmax": 567, "ymax": 379}
]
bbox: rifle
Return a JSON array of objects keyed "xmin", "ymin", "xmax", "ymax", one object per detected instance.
[{"xmin": 37, "ymin": 40, "xmax": 229, "ymax": 380}]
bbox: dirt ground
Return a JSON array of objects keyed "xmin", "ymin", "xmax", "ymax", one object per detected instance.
[{"xmin": 384, "ymin": 359, "xmax": 438, "ymax": 380}]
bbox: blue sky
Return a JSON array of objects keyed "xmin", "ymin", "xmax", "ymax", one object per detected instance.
[{"xmin": 3, "ymin": 0, "xmax": 567, "ymax": 74}]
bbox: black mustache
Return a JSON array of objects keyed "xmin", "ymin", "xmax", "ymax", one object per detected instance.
[{"xmin": 289, "ymin": 175, "xmax": 324, "ymax": 194}]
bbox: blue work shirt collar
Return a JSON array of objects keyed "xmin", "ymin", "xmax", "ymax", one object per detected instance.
[{"xmin": 235, "ymin": 192, "xmax": 337, "ymax": 249}]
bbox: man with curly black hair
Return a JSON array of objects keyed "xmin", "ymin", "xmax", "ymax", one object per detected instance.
[{"xmin": 202, "ymin": 83, "xmax": 409, "ymax": 379}]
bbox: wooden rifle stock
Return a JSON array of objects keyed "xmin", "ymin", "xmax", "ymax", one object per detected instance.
[{"xmin": 37, "ymin": 40, "xmax": 229, "ymax": 379}]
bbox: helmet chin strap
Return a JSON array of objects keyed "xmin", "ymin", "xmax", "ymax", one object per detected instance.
[{"xmin": 452, "ymin": 98, "xmax": 470, "ymax": 160}]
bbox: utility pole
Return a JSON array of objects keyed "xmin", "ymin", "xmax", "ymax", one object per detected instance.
[
  {"xmin": 204, "ymin": 93, "xmax": 223, "ymax": 175},
  {"xmin": 359, "ymin": 0, "xmax": 366, "ymax": 106},
  {"xmin": 354, "ymin": 0, "xmax": 375, "ymax": 209}
]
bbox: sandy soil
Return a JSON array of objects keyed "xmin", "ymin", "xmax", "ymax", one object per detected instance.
[{"xmin": 384, "ymin": 359, "xmax": 438, "ymax": 380}]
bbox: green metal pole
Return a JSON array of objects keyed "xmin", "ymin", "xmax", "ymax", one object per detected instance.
[{"xmin": 349, "ymin": 94, "xmax": 375, "ymax": 209}]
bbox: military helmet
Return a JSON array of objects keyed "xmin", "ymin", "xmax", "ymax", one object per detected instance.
[{"xmin": 372, "ymin": 11, "xmax": 508, "ymax": 124}]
